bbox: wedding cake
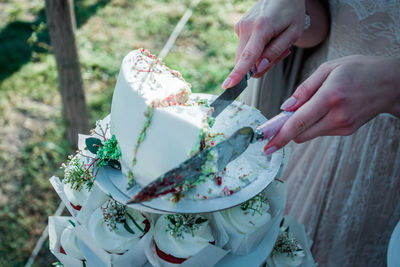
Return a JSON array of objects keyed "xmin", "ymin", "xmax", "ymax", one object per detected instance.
[
  {"xmin": 48, "ymin": 49, "xmax": 316, "ymax": 267},
  {"xmin": 110, "ymin": 49, "xmax": 212, "ymax": 186}
]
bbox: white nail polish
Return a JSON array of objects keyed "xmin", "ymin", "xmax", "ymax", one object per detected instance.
[
  {"xmin": 222, "ymin": 77, "xmax": 231, "ymax": 89},
  {"xmin": 264, "ymin": 146, "xmax": 277, "ymax": 155},
  {"xmin": 257, "ymin": 58, "xmax": 270, "ymax": 74},
  {"xmin": 280, "ymin": 97, "xmax": 296, "ymax": 110}
]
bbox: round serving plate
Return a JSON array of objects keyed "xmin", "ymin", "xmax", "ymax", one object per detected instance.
[{"xmin": 95, "ymin": 93, "xmax": 285, "ymax": 214}]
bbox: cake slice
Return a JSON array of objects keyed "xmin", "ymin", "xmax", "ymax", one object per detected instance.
[{"xmin": 110, "ymin": 49, "xmax": 212, "ymax": 186}]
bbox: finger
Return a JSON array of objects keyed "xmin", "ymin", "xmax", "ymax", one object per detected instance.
[
  {"xmin": 262, "ymin": 26, "xmax": 301, "ymax": 65},
  {"xmin": 252, "ymin": 48, "xmax": 291, "ymax": 78},
  {"xmin": 294, "ymin": 113, "xmax": 360, "ymax": 143},
  {"xmin": 223, "ymin": 31, "xmax": 273, "ymax": 89},
  {"xmin": 263, "ymin": 86, "xmax": 330, "ymax": 154},
  {"xmin": 280, "ymin": 62, "xmax": 333, "ymax": 111},
  {"xmin": 291, "ymin": 114, "xmax": 332, "ymax": 143},
  {"xmin": 235, "ymin": 35, "xmax": 250, "ymax": 64}
]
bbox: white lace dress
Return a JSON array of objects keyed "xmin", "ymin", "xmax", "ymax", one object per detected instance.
[{"xmin": 244, "ymin": 1, "xmax": 400, "ymax": 266}]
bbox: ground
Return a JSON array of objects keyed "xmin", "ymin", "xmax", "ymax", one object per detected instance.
[{"xmin": 0, "ymin": 0, "xmax": 255, "ymax": 265}]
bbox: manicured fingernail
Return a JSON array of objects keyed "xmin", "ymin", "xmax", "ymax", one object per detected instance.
[
  {"xmin": 251, "ymin": 65, "xmax": 257, "ymax": 74},
  {"xmin": 256, "ymin": 58, "xmax": 270, "ymax": 74},
  {"xmin": 264, "ymin": 146, "xmax": 277, "ymax": 155},
  {"xmin": 222, "ymin": 77, "xmax": 231, "ymax": 89},
  {"xmin": 280, "ymin": 97, "xmax": 296, "ymax": 110}
]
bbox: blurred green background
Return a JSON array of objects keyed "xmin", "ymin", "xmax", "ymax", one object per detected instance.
[{"xmin": 0, "ymin": 0, "xmax": 255, "ymax": 265}]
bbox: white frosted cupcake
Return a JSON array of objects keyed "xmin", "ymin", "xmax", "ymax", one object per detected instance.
[
  {"xmin": 61, "ymin": 154, "xmax": 94, "ymax": 211},
  {"xmin": 221, "ymin": 193, "xmax": 272, "ymax": 234},
  {"xmin": 88, "ymin": 199, "xmax": 150, "ymax": 254},
  {"xmin": 154, "ymin": 214, "xmax": 215, "ymax": 264},
  {"xmin": 59, "ymin": 224, "xmax": 85, "ymax": 260},
  {"xmin": 63, "ymin": 181, "xmax": 90, "ymax": 211},
  {"xmin": 265, "ymin": 226, "xmax": 305, "ymax": 267}
]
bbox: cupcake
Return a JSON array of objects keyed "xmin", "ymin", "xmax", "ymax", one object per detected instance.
[
  {"xmin": 88, "ymin": 198, "xmax": 150, "ymax": 254},
  {"xmin": 61, "ymin": 154, "xmax": 94, "ymax": 211},
  {"xmin": 264, "ymin": 224, "xmax": 305, "ymax": 267},
  {"xmin": 154, "ymin": 214, "xmax": 215, "ymax": 264},
  {"xmin": 63, "ymin": 181, "xmax": 90, "ymax": 211},
  {"xmin": 220, "ymin": 193, "xmax": 272, "ymax": 234},
  {"xmin": 59, "ymin": 224, "xmax": 85, "ymax": 260}
]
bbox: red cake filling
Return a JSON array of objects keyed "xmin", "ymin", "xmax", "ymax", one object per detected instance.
[
  {"xmin": 155, "ymin": 243, "xmax": 187, "ymax": 264},
  {"xmin": 140, "ymin": 219, "xmax": 151, "ymax": 238},
  {"xmin": 60, "ymin": 245, "xmax": 66, "ymax": 254},
  {"xmin": 155, "ymin": 241, "xmax": 215, "ymax": 264},
  {"xmin": 69, "ymin": 202, "xmax": 82, "ymax": 211}
]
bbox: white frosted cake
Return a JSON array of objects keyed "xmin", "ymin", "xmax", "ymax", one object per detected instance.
[
  {"xmin": 110, "ymin": 49, "xmax": 212, "ymax": 186},
  {"xmin": 48, "ymin": 49, "xmax": 315, "ymax": 266}
]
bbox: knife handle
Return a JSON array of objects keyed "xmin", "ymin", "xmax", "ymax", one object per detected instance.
[{"xmin": 254, "ymin": 111, "xmax": 294, "ymax": 141}]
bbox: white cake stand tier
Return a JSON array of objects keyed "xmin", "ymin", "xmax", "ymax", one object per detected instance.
[{"xmin": 95, "ymin": 93, "xmax": 286, "ymax": 214}]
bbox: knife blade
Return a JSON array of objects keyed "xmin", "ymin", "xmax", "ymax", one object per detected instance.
[
  {"xmin": 127, "ymin": 111, "xmax": 294, "ymax": 203},
  {"xmin": 210, "ymin": 71, "xmax": 253, "ymax": 118},
  {"xmin": 128, "ymin": 127, "xmax": 257, "ymax": 203}
]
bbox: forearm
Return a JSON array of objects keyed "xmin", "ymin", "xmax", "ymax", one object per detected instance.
[{"xmin": 294, "ymin": 0, "xmax": 330, "ymax": 48}]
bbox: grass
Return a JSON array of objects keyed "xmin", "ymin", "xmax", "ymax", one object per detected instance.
[{"xmin": 0, "ymin": 0, "xmax": 255, "ymax": 265}]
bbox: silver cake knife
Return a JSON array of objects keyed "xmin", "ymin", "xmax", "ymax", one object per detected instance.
[
  {"xmin": 128, "ymin": 111, "xmax": 294, "ymax": 203},
  {"xmin": 209, "ymin": 70, "xmax": 253, "ymax": 118}
]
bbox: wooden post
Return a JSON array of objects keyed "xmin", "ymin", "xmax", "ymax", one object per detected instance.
[{"xmin": 45, "ymin": 0, "xmax": 89, "ymax": 148}]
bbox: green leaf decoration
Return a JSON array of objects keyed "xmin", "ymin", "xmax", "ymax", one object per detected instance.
[
  {"xmin": 195, "ymin": 217, "xmax": 208, "ymax": 225},
  {"xmin": 207, "ymin": 116, "xmax": 215, "ymax": 128},
  {"xmin": 68, "ymin": 219, "xmax": 76, "ymax": 227},
  {"xmin": 82, "ymin": 260, "xmax": 87, "ymax": 267},
  {"xmin": 86, "ymin": 137, "xmax": 103, "ymax": 154},
  {"xmin": 123, "ymin": 221, "xmax": 136, "ymax": 235},
  {"xmin": 280, "ymin": 218, "xmax": 285, "ymax": 228},
  {"xmin": 107, "ymin": 159, "xmax": 121, "ymax": 170},
  {"xmin": 62, "ymin": 155, "xmax": 95, "ymax": 191},
  {"xmin": 127, "ymin": 212, "xmax": 145, "ymax": 233}
]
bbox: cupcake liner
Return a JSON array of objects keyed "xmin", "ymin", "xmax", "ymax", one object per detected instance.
[
  {"xmin": 214, "ymin": 180, "xmax": 287, "ymax": 255},
  {"xmin": 75, "ymin": 196, "xmax": 152, "ymax": 267},
  {"xmin": 146, "ymin": 214, "xmax": 229, "ymax": 267},
  {"xmin": 75, "ymin": 184, "xmax": 109, "ymax": 225},
  {"xmin": 49, "ymin": 134, "xmax": 103, "ymax": 217},
  {"xmin": 49, "ymin": 176, "xmax": 79, "ymax": 217},
  {"xmin": 75, "ymin": 224, "xmax": 153, "ymax": 267},
  {"xmin": 50, "ymin": 176, "xmax": 105, "ymax": 218},
  {"xmin": 214, "ymin": 218, "xmax": 281, "ymax": 267},
  {"xmin": 48, "ymin": 216, "xmax": 86, "ymax": 267}
]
